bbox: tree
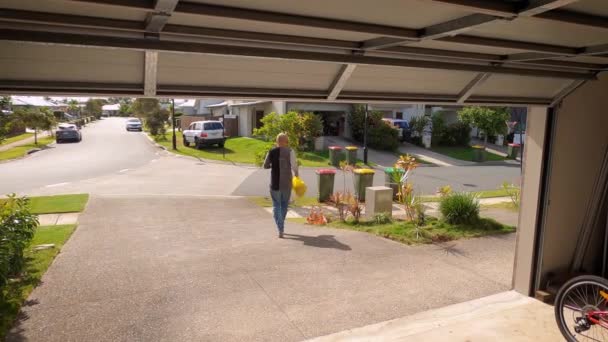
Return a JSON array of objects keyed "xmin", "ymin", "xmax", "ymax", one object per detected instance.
[
  {"xmin": 252, "ymin": 111, "xmax": 323, "ymax": 151},
  {"xmin": 67, "ymin": 99, "xmax": 79, "ymax": 115},
  {"xmin": 132, "ymin": 98, "xmax": 169, "ymax": 136},
  {"xmin": 0, "ymin": 96, "xmax": 11, "ymax": 110},
  {"xmin": 85, "ymin": 99, "xmax": 105, "ymax": 119},
  {"xmin": 119, "ymin": 102, "xmax": 132, "ymax": 117},
  {"xmin": 458, "ymin": 106, "xmax": 510, "ymax": 146},
  {"xmin": 348, "ymin": 104, "xmax": 383, "ymax": 142},
  {"xmin": 13, "ymin": 107, "xmax": 56, "ymax": 144}
]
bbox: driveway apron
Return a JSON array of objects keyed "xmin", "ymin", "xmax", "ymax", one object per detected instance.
[{"xmin": 8, "ymin": 195, "xmax": 515, "ymax": 341}]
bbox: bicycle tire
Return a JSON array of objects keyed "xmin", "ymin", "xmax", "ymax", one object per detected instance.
[{"xmin": 555, "ymin": 274, "xmax": 608, "ymax": 342}]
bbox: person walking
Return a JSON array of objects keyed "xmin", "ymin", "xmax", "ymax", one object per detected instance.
[{"xmin": 263, "ymin": 133, "xmax": 299, "ymax": 238}]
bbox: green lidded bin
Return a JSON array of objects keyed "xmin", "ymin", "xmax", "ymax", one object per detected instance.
[
  {"xmin": 508, "ymin": 143, "xmax": 520, "ymax": 160},
  {"xmin": 471, "ymin": 145, "xmax": 486, "ymax": 162},
  {"xmin": 316, "ymin": 169, "xmax": 336, "ymax": 202},
  {"xmin": 328, "ymin": 146, "xmax": 343, "ymax": 167},
  {"xmin": 345, "ymin": 146, "xmax": 358, "ymax": 165},
  {"xmin": 353, "ymin": 168, "xmax": 376, "ymax": 202}
]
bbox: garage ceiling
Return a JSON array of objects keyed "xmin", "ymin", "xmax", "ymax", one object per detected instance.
[{"xmin": 0, "ymin": 0, "xmax": 606, "ymax": 106}]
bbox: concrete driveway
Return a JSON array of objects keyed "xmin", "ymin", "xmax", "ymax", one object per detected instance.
[{"xmin": 9, "ymin": 195, "xmax": 515, "ymax": 342}]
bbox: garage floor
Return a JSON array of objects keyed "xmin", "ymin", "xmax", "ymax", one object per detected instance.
[{"xmin": 308, "ymin": 291, "xmax": 563, "ymax": 342}]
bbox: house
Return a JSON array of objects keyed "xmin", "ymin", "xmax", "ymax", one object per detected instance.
[
  {"xmin": 203, "ymin": 100, "xmax": 425, "ymax": 138},
  {"xmin": 102, "ymin": 103, "xmax": 120, "ymax": 117}
]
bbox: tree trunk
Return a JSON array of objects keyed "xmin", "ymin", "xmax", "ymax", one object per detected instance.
[
  {"xmin": 484, "ymin": 134, "xmax": 488, "ymax": 148},
  {"xmin": 34, "ymin": 129, "xmax": 38, "ymax": 145}
]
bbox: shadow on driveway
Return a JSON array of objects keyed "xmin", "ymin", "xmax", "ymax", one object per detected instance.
[{"xmin": 283, "ymin": 233, "xmax": 351, "ymax": 251}]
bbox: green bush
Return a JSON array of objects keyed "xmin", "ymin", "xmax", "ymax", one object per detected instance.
[
  {"xmin": 348, "ymin": 104, "xmax": 383, "ymax": 143},
  {"xmin": 253, "ymin": 111, "xmax": 322, "ymax": 152},
  {"xmin": 439, "ymin": 192, "xmax": 480, "ymax": 225},
  {"xmin": 369, "ymin": 122, "xmax": 400, "ymax": 151},
  {"xmin": 0, "ymin": 195, "xmax": 38, "ymax": 291},
  {"xmin": 409, "ymin": 116, "xmax": 429, "ymax": 141},
  {"xmin": 430, "ymin": 113, "xmax": 471, "ymax": 147},
  {"xmin": 254, "ymin": 142, "xmax": 275, "ymax": 166}
]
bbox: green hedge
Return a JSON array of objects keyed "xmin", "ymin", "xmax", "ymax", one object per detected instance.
[{"xmin": 0, "ymin": 196, "xmax": 38, "ymax": 291}]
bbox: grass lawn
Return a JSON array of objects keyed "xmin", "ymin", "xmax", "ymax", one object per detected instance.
[
  {"xmin": 481, "ymin": 202, "xmax": 519, "ymax": 212},
  {"xmin": 329, "ymin": 217, "xmax": 514, "ymax": 245},
  {"xmin": 27, "ymin": 194, "xmax": 89, "ymax": 214},
  {"xmin": 431, "ymin": 146, "xmax": 506, "ymax": 162},
  {"xmin": 419, "ymin": 188, "xmax": 512, "ymax": 202},
  {"xmin": 0, "ymin": 194, "xmax": 90, "ymax": 214},
  {"xmin": 153, "ymin": 132, "xmax": 371, "ymax": 167},
  {"xmin": 0, "ymin": 133, "xmax": 34, "ymax": 146},
  {"xmin": 0, "ymin": 136, "xmax": 55, "ymax": 162},
  {"xmin": 249, "ymin": 196, "xmax": 320, "ymax": 208},
  {"xmin": 0, "ymin": 224, "xmax": 77, "ymax": 339}
]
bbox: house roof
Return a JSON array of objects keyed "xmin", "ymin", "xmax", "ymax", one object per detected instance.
[
  {"xmin": 102, "ymin": 103, "xmax": 120, "ymax": 111},
  {"xmin": 206, "ymin": 101, "xmax": 228, "ymax": 108},
  {"xmin": 0, "ymin": 0, "xmax": 606, "ymax": 106},
  {"xmin": 177, "ymin": 99, "xmax": 196, "ymax": 108},
  {"xmin": 229, "ymin": 101, "xmax": 270, "ymax": 107},
  {"xmin": 11, "ymin": 96, "xmax": 61, "ymax": 107}
]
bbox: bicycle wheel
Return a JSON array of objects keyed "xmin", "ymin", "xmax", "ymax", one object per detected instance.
[{"xmin": 555, "ymin": 275, "xmax": 608, "ymax": 341}]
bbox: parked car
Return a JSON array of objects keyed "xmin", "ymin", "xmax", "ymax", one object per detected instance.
[
  {"xmin": 382, "ymin": 118, "xmax": 412, "ymax": 142},
  {"xmin": 125, "ymin": 118, "xmax": 143, "ymax": 132},
  {"xmin": 183, "ymin": 121, "xmax": 225, "ymax": 148},
  {"xmin": 55, "ymin": 123, "xmax": 82, "ymax": 143}
]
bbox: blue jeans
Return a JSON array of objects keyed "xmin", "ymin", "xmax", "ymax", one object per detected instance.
[{"xmin": 270, "ymin": 189, "xmax": 291, "ymax": 233}]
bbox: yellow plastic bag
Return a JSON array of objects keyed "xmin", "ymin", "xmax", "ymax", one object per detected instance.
[{"xmin": 292, "ymin": 176, "xmax": 307, "ymax": 197}]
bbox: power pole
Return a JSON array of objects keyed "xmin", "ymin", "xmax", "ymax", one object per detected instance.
[
  {"xmin": 171, "ymin": 98, "xmax": 177, "ymax": 150},
  {"xmin": 363, "ymin": 103, "xmax": 369, "ymax": 164}
]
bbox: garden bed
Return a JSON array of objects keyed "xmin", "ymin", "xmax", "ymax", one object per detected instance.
[
  {"xmin": 431, "ymin": 146, "xmax": 506, "ymax": 162},
  {"xmin": 328, "ymin": 217, "xmax": 514, "ymax": 245}
]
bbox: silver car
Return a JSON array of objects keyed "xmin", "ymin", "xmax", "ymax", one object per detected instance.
[
  {"xmin": 56, "ymin": 123, "xmax": 82, "ymax": 143},
  {"xmin": 125, "ymin": 118, "xmax": 143, "ymax": 132}
]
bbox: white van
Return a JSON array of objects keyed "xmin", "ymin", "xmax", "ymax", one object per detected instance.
[{"xmin": 183, "ymin": 120, "xmax": 225, "ymax": 148}]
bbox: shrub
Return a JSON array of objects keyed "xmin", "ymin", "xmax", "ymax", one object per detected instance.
[
  {"xmin": 348, "ymin": 104, "xmax": 383, "ymax": 142},
  {"xmin": 439, "ymin": 192, "xmax": 480, "ymax": 225},
  {"xmin": 0, "ymin": 195, "xmax": 38, "ymax": 290},
  {"xmin": 253, "ymin": 111, "xmax": 322, "ymax": 152},
  {"xmin": 409, "ymin": 115, "xmax": 429, "ymax": 139},
  {"xmin": 368, "ymin": 122, "xmax": 399, "ymax": 151},
  {"xmin": 254, "ymin": 142, "xmax": 275, "ymax": 166},
  {"xmin": 501, "ymin": 182, "xmax": 521, "ymax": 209},
  {"xmin": 373, "ymin": 212, "xmax": 392, "ymax": 224},
  {"xmin": 444, "ymin": 122, "xmax": 471, "ymax": 146},
  {"xmin": 431, "ymin": 113, "xmax": 446, "ymax": 146}
]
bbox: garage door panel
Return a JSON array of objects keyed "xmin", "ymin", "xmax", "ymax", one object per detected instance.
[
  {"xmin": 0, "ymin": 41, "xmax": 144, "ymax": 83},
  {"xmin": 157, "ymin": 52, "xmax": 340, "ymax": 89},
  {"xmin": 343, "ymin": 65, "xmax": 476, "ymax": 94}
]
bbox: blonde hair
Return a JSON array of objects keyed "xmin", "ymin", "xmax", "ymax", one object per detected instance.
[{"xmin": 276, "ymin": 133, "xmax": 288, "ymax": 145}]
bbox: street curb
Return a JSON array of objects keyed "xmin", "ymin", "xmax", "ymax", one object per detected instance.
[{"xmin": 143, "ymin": 132, "xmax": 167, "ymax": 151}]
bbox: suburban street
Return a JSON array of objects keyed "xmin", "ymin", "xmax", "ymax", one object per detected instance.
[
  {"xmin": 1, "ymin": 117, "xmax": 520, "ymax": 197},
  {"xmin": 3, "ymin": 117, "xmax": 520, "ymax": 341},
  {"xmin": 0, "ymin": 118, "xmax": 159, "ymax": 195}
]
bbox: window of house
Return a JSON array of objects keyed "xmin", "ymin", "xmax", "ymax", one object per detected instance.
[{"xmin": 396, "ymin": 112, "xmax": 403, "ymax": 119}]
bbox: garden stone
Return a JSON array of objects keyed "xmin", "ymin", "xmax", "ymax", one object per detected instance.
[
  {"xmin": 365, "ymin": 186, "xmax": 393, "ymax": 219},
  {"xmin": 34, "ymin": 244, "xmax": 55, "ymax": 251}
]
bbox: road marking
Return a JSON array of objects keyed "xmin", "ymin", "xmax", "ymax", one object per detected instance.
[
  {"xmin": 119, "ymin": 169, "xmax": 130, "ymax": 173},
  {"xmin": 45, "ymin": 182, "xmax": 69, "ymax": 188}
]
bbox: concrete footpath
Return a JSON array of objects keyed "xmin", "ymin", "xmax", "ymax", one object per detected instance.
[
  {"xmin": 9, "ymin": 195, "xmax": 515, "ymax": 342},
  {"xmin": 0, "ymin": 132, "xmax": 51, "ymax": 152}
]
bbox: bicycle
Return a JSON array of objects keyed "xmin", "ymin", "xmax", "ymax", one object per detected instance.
[{"xmin": 555, "ymin": 275, "xmax": 608, "ymax": 341}]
